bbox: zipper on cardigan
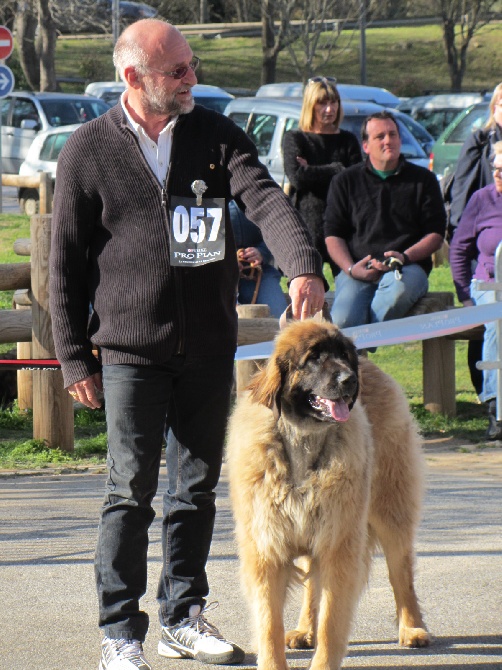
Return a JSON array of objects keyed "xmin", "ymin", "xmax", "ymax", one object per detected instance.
[{"xmin": 163, "ymin": 160, "xmax": 186, "ymax": 355}]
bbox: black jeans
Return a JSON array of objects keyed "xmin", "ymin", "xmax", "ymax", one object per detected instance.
[{"xmin": 95, "ymin": 354, "xmax": 235, "ymax": 641}]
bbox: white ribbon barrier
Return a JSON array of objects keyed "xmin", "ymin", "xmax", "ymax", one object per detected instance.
[{"xmin": 235, "ymin": 302, "xmax": 502, "ymax": 361}]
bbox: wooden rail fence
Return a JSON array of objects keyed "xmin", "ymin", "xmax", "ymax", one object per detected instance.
[{"xmin": 0, "ymin": 209, "xmax": 482, "ymax": 450}]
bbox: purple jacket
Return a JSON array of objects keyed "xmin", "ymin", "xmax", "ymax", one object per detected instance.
[{"xmin": 449, "ymin": 183, "xmax": 502, "ymax": 302}]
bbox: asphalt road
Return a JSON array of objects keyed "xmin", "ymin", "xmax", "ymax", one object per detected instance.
[
  {"xmin": 0, "ymin": 449, "xmax": 501, "ymax": 669},
  {"xmin": 1, "ymin": 185, "xmax": 19, "ymax": 214}
]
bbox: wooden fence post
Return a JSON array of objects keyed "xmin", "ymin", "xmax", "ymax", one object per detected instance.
[
  {"xmin": 38, "ymin": 172, "xmax": 53, "ymax": 215},
  {"xmin": 236, "ymin": 304, "xmax": 270, "ymax": 394},
  {"xmin": 15, "ymin": 292, "xmax": 33, "ymax": 410},
  {"xmin": 13, "ymin": 237, "xmax": 34, "ymax": 411},
  {"xmin": 31, "ymin": 214, "xmax": 74, "ymax": 451}
]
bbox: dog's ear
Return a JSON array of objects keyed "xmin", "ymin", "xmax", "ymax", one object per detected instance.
[{"xmin": 246, "ymin": 354, "xmax": 285, "ymax": 419}]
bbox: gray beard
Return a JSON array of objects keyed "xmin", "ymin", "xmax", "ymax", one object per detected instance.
[{"xmin": 142, "ymin": 85, "xmax": 195, "ymax": 117}]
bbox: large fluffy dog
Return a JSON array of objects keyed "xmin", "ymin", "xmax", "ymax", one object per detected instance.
[{"xmin": 226, "ymin": 320, "xmax": 429, "ymax": 670}]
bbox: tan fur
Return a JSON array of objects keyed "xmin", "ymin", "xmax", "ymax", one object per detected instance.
[{"xmin": 226, "ymin": 321, "xmax": 429, "ymax": 670}]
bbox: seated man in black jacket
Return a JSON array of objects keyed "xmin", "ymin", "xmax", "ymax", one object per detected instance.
[{"xmin": 325, "ymin": 111, "xmax": 446, "ymax": 328}]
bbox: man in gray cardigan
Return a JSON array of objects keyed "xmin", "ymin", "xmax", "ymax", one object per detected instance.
[{"xmin": 49, "ymin": 18, "xmax": 325, "ymax": 670}]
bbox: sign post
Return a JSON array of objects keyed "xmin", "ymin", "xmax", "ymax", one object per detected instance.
[{"xmin": 0, "ymin": 24, "xmax": 15, "ymax": 214}]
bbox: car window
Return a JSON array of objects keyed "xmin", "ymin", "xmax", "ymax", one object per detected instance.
[
  {"xmin": 415, "ymin": 109, "xmax": 460, "ymax": 138},
  {"xmin": 39, "ymin": 131, "xmax": 73, "ymax": 161},
  {"xmin": 448, "ymin": 106, "xmax": 489, "ymax": 144},
  {"xmin": 227, "ymin": 112, "xmax": 249, "ymax": 131},
  {"xmin": 39, "ymin": 99, "xmax": 109, "ymax": 126},
  {"xmin": 12, "ymin": 99, "xmax": 40, "ymax": 128},
  {"xmin": 284, "ymin": 117, "xmax": 299, "ymax": 132},
  {"xmin": 247, "ymin": 113, "xmax": 277, "ymax": 155},
  {"xmin": 0, "ymin": 98, "xmax": 10, "ymax": 125}
]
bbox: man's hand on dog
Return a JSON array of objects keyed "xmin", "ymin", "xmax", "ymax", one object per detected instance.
[{"xmin": 289, "ymin": 274, "xmax": 325, "ymax": 320}]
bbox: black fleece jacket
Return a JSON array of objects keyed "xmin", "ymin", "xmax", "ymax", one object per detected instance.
[
  {"xmin": 50, "ymin": 104, "xmax": 323, "ymax": 387},
  {"xmin": 324, "ymin": 157, "xmax": 446, "ymax": 275}
]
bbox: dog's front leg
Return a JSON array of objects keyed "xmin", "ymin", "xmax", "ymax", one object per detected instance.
[
  {"xmin": 310, "ymin": 539, "xmax": 366, "ymax": 670},
  {"xmin": 250, "ymin": 558, "xmax": 291, "ymax": 670},
  {"xmin": 285, "ymin": 555, "xmax": 317, "ymax": 649}
]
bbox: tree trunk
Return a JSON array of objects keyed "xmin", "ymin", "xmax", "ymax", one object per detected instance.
[
  {"xmin": 38, "ymin": 0, "xmax": 58, "ymax": 91},
  {"xmin": 261, "ymin": 0, "xmax": 277, "ymax": 84},
  {"xmin": 14, "ymin": 2, "xmax": 40, "ymax": 91}
]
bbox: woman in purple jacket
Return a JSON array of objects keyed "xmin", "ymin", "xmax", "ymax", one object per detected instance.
[{"xmin": 450, "ymin": 140, "xmax": 502, "ymax": 440}]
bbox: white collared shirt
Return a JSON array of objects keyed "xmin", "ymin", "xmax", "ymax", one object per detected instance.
[{"xmin": 121, "ymin": 92, "xmax": 177, "ymax": 184}]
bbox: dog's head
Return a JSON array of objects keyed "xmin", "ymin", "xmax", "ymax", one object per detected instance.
[{"xmin": 247, "ymin": 321, "xmax": 359, "ymax": 425}]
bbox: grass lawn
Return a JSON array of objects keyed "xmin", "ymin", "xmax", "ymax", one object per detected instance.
[
  {"xmin": 0, "ymin": 209, "xmax": 493, "ymax": 469},
  {"xmin": 9, "ymin": 22, "xmax": 500, "ymax": 96}
]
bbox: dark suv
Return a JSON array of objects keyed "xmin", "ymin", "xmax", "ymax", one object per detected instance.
[{"xmin": 0, "ymin": 92, "xmax": 109, "ymax": 174}]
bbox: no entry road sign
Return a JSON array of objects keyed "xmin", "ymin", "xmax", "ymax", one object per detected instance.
[{"xmin": 0, "ymin": 25, "xmax": 13, "ymax": 60}]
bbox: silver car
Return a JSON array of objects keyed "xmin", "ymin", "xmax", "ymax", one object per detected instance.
[
  {"xmin": 224, "ymin": 97, "xmax": 430, "ymax": 186},
  {"xmin": 0, "ymin": 91, "xmax": 109, "ymax": 174}
]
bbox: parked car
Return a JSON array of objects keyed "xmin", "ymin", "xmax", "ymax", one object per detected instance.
[
  {"xmin": 85, "ymin": 81, "xmax": 234, "ymax": 112},
  {"xmin": 255, "ymin": 82, "xmax": 401, "ymax": 108},
  {"xmin": 0, "ymin": 92, "xmax": 109, "ymax": 174},
  {"xmin": 397, "ymin": 92, "xmax": 490, "ymax": 139},
  {"xmin": 223, "ymin": 96, "xmax": 430, "ymax": 186},
  {"xmin": 428, "ymin": 101, "xmax": 490, "ymax": 179},
  {"xmin": 18, "ymin": 125, "xmax": 80, "ymax": 215}
]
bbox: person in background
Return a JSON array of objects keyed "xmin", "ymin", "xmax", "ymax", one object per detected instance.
[
  {"xmin": 450, "ymin": 140, "xmax": 502, "ymax": 441},
  {"xmin": 324, "ymin": 111, "xmax": 446, "ymax": 328},
  {"xmin": 49, "ymin": 19, "xmax": 326, "ymax": 670},
  {"xmin": 448, "ymin": 82, "xmax": 502, "ymax": 396},
  {"xmin": 283, "ymin": 76, "xmax": 362, "ymax": 281},
  {"xmin": 229, "ymin": 200, "xmax": 288, "ymax": 318}
]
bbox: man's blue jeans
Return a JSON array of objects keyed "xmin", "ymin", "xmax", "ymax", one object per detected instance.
[
  {"xmin": 331, "ymin": 264, "xmax": 429, "ymax": 328},
  {"xmin": 238, "ymin": 265, "xmax": 288, "ymax": 318},
  {"xmin": 95, "ymin": 354, "xmax": 235, "ymax": 641}
]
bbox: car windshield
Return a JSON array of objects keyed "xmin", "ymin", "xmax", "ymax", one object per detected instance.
[
  {"xmin": 342, "ymin": 114, "xmax": 426, "ymax": 159},
  {"xmin": 40, "ymin": 99, "xmax": 110, "ymax": 126},
  {"xmin": 39, "ymin": 131, "xmax": 74, "ymax": 161},
  {"xmin": 448, "ymin": 104, "xmax": 489, "ymax": 144}
]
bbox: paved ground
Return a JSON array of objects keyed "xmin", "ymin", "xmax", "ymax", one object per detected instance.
[
  {"xmin": 1, "ymin": 185, "xmax": 19, "ymax": 214},
  {"xmin": 1, "ymin": 439, "xmax": 501, "ymax": 669}
]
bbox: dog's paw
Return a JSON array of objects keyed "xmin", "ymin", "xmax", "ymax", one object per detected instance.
[
  {"xmin": 285, "ymin": 629, "xmax": 315, "ymax": 649},
  {"xmin": 399, "ymin": 627, "xmax": 430, "ymax": 647}
]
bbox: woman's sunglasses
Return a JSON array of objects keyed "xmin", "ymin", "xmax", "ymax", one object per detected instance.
[{"xmin": 307, "ymin": 76, "xmax": 337, "ymax": 86}]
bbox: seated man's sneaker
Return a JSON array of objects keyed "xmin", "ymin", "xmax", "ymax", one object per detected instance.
[
  {"xmin": 99, "ymin": 637, "xmax": 151, "ymax": 670},
  {"xmin": 158, "ymin": 603, "xmax": 245, "ymax": 665}
]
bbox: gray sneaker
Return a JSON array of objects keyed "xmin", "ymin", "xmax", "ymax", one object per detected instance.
[
  {"xmin": 99, "ymin": 637, "xmax": 151, "ymax": 670},
  {"xmin": 158, "ymin": 603, "xmax": 245, "ymax": 665}
]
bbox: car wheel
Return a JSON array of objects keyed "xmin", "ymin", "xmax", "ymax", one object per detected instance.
[{"xmin": 20, "ymin": 189, "xmax": 40, "ymax": 217}]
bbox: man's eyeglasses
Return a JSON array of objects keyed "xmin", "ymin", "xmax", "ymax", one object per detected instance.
[
  {"xmin": 492, "ymin": 165, "xmax": 502, "ymax": 176},
  {"xmin": 307, "ymin": 76, "xmax": 337, "ymax": 86},
  {"xmin": 147, "ymin": 56, "xmax": 200, "ymax": 80}
]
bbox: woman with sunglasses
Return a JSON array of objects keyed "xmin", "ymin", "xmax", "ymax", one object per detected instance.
[
  {"xmin": 450, "ymin": 140, "xmax": 502, "ymax": 441},
  {"xmin": 283, "ymin": 76, "xmax": 362, "ymax": 281}
]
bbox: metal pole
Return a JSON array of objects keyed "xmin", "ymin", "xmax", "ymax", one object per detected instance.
[
  {"xmin": 360, "ymin": 0, "xmax": 367, "ymax": 85},
  {"xmin": 112, "ymin": 0, "xmax": 120, "ymax": 45}
]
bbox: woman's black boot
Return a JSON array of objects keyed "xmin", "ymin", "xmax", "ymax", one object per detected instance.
[{"xmin": 486, "ymin": 399, "xmax": 502, "ymax": 440}]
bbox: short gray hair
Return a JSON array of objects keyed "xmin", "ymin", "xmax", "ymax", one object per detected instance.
[{"xmin": 113, "ymin": 35, "xmax": 149, "ymax": 81}]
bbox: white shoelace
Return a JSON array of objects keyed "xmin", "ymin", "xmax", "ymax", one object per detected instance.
[
  {"xmin": 108, "ymin": 638, "xmax": 145, "ymax": 663},
  {"xmin": 174, "ymin": 602, "xmax": 227, "ymax": 643}
]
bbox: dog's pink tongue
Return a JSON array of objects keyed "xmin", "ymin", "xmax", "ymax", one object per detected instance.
[{"xmin": 326, "ymin": 398, "xmax": 350, "ymax": 422}]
